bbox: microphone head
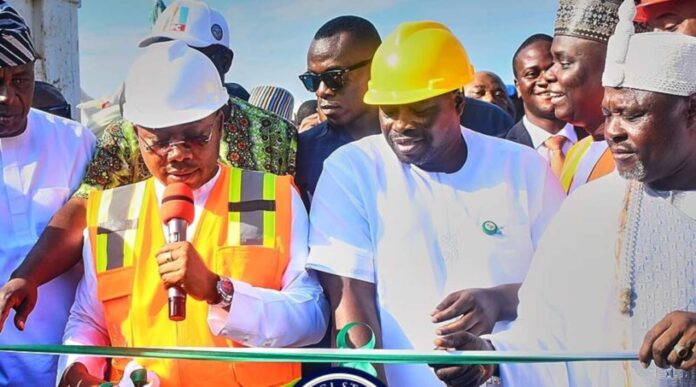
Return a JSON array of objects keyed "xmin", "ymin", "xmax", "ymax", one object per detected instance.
[{"xmin": 161, "ymin": 183, "xmax": 194, "ymax": 224}]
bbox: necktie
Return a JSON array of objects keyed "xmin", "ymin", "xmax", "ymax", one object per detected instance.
[{"xmin": 544, "ymin": 135, "xmax": 567, "ymax": 178}]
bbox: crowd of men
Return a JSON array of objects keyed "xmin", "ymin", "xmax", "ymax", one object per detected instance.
[{"xmin": 0, "ymin": 0, "xmax": 693, "ymax": 386}]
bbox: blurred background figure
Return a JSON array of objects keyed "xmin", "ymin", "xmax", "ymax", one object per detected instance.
[
  {"xmin": 224, "ymin": 82, "xmax": 250, "ymax": 101},
  {"xmin": 248, "ymin": 85, "xmax": 295, "ymax": 122},
  {"xmin": 505, "ymin": 33, "xmax": 584, "ymax": 180},
  {"xmin": 465, "ymin": 70, "xmax": 517, "ymax": 118},
  {"xmin": 32, "ymin": 81, "xmax": 72, "ymax": 120},
  {"xmin": 295, "ymin": 98, "xmax": 325, "ymax": 133},
  {"xmin": 507, "ymin": 83, "xmax": 525, "ymax": 122},
  {"xmin": 77, "ymin": 84, "xmax": 123, "ymax": 138},
  {"xmin": 634, "ymin": 0, "xmax": 696, "ymax": 35}
]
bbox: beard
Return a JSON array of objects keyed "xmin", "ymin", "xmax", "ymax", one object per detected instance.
[{"xmin": 619, "ymin": 159, "xmax": 647, "ymax": 181}]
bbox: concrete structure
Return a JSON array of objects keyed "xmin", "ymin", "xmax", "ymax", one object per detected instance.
[{"xmin": 7, "ymin": 0, "xmax": 81, "ymax": 118}]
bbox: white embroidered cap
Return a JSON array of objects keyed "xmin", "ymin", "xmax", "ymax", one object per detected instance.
[{"xmin": 602, "ymin": 0, "xmax": 696, "ymax": 96}]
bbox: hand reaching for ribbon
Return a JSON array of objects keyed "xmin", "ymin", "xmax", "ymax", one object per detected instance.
[{"xmin": 639, "ymin": 310, "xmax": 695, "ymax": 370}]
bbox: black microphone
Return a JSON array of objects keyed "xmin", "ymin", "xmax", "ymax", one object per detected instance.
[{"xmin": 160, "ymin": 183, "xmax": 195, "ymax": 321}]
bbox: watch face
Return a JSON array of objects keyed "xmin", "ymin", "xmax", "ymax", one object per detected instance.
[{"xmin": 220, "ymin": 279, "xmax": 234, "ymax": 294}]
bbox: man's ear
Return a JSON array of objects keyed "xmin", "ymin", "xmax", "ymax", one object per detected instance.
[
  {"xmin": 454, "ymin": 90, "xmax": 466, "ymax": 116},
  {"xmin": 513, "ymin": 78, "xmax": 522, "ymax": 98}
]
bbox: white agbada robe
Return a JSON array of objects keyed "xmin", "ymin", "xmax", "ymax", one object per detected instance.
[{"xmin": 492, "ymin": 172, "xmax": 696, "ymax": 386}]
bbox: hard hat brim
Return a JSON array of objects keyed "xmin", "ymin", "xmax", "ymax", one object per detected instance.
[
  {"xmin": 124, "ymin": 97, "xmax": 228, "ymax": 129},
  {"xmin": 363, "ymin": 86, "xmax": 461, "ymax": 106}
]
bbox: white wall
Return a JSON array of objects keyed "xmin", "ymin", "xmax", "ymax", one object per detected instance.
[{"xmin": 7, "ymin": 0, "xmax": 81, "ymax": 118}]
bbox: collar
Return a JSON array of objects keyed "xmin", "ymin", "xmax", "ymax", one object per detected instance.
[
  {"xmin": 523, "ymin": 116, "xmax": 577, "ymax": 149},
  {"xmin": 154, "ymin": 166, "xmax": 222, "ymax": 208}
]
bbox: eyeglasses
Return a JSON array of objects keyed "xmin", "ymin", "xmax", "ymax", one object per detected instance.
[
  {"xmin": 41, "ymin": 104, "xmax": 71, "ymax": 119},
  {"xmin": 139, "ymin": 127, "xmax": 216, "ymax": 157},
  {"xmin": 299, "ymin": 59, "xmax": 371, "ymax": 92}
]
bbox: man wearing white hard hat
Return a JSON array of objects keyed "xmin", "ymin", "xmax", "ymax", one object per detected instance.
[
  {"xmin": 431, "ymin": 1, "xmax": 696, "ymax": 386},
  {"xmin": 0, "ymin": 0, "xmax": 299, "ymax": 343},
  {"xmin": 57, "ymin": 41, "xmax": 327, "ymax": 387}
]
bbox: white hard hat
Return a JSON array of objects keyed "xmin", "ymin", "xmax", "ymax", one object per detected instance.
[
  {"xmin": 123, "ymin": 40, "xmax": 228, "ymax": 129},
  {"xmin": 139, "ymin": 0, "xmax": 230, "ymax": 51}
]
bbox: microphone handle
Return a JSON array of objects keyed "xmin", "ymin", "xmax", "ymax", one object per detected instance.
[{"xmin": 167, "ymin": 219, "xmax": 188, "ymax": 321}]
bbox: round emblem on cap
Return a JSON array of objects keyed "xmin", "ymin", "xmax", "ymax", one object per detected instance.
[
  {"xmin": 482, "ymin": 220, "xmax": 499, "ymax": 236},
  {"xmin": 211, "ymin": 24, "xmax": 223, "ymax": 41}
]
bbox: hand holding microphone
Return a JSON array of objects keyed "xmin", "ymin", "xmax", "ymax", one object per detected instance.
[{"xmin": 157, "ymin": 183, "xmax": 220, "ymax": 321}]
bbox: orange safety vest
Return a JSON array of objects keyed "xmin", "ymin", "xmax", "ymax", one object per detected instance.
[
  {"xmin": 559, "ymin": 137, "xmax": 615, "ymax": 193},
  {"xmin": 86, "ymin": 165, "xmax": 300, "ymax": 386}
]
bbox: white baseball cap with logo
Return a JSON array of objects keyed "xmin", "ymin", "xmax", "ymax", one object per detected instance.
[
  {"xmin": 123, "ymin": 40, "xmax": 229, "ymax": 129},
  {"xmin": 139, "ymin": 0, "xmax": 230, "ymax": 50}
]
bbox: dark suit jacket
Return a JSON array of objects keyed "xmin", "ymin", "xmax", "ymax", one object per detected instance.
[
  {"xmin": 504, "ymin": 120, "xmax": 534, "ymax": 148},
  {"xmin": 505, "ymin": 120, "xmax": 589, "ymax": 149}
]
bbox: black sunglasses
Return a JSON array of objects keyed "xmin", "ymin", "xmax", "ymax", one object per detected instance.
[{"xmin": 299, "ymin": 59, "xmax": 371, "ymax": 92}]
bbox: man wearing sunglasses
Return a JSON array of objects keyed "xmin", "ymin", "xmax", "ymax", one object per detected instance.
[
  {"xmin": 57, "ymin": 41, "xmax": 327, "ymax": 387},
  {"xmin": 0, "ymin": 0, "xmax": 297, "ymax": 338},
  {"xmin": 295, "ymin": 15, "xmax": 382, "ymax": 207},
  {"xmin": 295, "ymin": 16, "xmax": 517, "ymax": 208},
  {"xmin": 306, "ymin": 21, "xmax": 564, "ymax": 386}
]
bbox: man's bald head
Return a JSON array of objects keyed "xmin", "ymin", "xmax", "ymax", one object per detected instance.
[{"xmin": 465, "ymin": 71, "xmax": 516, "ymax": 117}]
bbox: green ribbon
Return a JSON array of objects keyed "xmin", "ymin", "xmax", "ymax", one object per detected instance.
[
  {"xmin": 336, "ymin": 322, "xmax": 378, "ymax": 376},
  {"xmin": 0, "ymin": 344, "xmax": 638, "ymax": 364}
]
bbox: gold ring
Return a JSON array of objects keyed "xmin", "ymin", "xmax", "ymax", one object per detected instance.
[{"xmin": 166, "ymin": 251, "xmax": 175, "ymax": 263}]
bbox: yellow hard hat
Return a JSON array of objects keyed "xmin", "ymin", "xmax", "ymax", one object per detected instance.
[{"xmin": 364, "ymin": 21, "xmax": 475, "ymax": 106}]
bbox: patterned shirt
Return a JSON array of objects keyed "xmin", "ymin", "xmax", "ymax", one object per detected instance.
[{"xmin": 74, "ymin": 97, "xmax": 297, "ymax": 198}]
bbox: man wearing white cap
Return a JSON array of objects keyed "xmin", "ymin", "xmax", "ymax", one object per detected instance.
[
  {"xmin": 0, "ymin": 0, "xmax": 298, "ymax": 341},
  {"xmin": 0, "ymin": 1, "xmax": 96, "ymax": 385},
  {"xmin": 57, "ymin": 41, "xmax": 327, "ymax": 387},
  {"xmin": 431, "ymin": 2, "xmax": 696, "ymax": 386}
]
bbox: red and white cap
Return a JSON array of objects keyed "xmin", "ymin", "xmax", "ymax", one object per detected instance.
[
  {"xmin": 139, "ymin": 0, "xmax": 229, "ymax": 50},
  {"xmin": 634, "ymin": 0, "xmax": 679, "ymax": 22}
]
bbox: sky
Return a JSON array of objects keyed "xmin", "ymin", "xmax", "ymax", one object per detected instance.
[{"xmin": 79, "ymin": 0, "xmax": 559, "ymax": 108}]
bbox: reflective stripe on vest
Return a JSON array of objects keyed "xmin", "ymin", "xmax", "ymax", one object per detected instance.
[
  {"xmin": 228, "ymin": 168, "xmax": 277, "ymax": 248},
  {"xmin": 559, "ymin": 136, "xmax": 593, "ymax": 193},
  {"xmin": 94, "ymin": 182, "xmax": 146, "ymax": 273},
  {"xmin": 92, "ymin": 168, "xmax": 279, "ymax": 273}
]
